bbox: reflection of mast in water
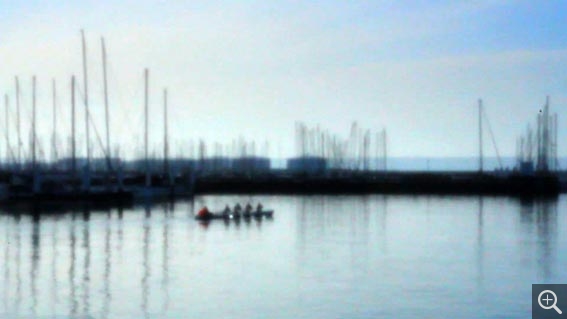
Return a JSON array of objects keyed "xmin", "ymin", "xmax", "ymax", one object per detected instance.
[
  {"xmin": 30, "ymin": 213, "xmax": 41, "ymax": 316},
  {"xmin": 69, "ymin": 211, "xmax": 78, "ymax": 316},
  {"xmin": 354, "ymin": 195, "xmax": 371, "ymax": 236},
  {"xmin": 362, "ymin": 194, "xmax": 370, "ymax": 224},
  {"xmin": 188, "ymin": 199, "xmax": 194, "ymax": 219},
  {"xmin": 142, "ymin": 205, "xmax": 151, "ymax": 318},
  {"xmin": 295, "ymin": 196, "xmax": 375, "ymax": 275},
  {"xmin": 15, "ymin": 213, "xmax": 22, "ymax": 314},
  {"xmin": 536, "ymin": 200, "xmax": 556, "ymax": 281},
  {"xmin": 298, "ymin": 197, "xmax": 308, "ymax": 253},
  {"xmin": 102, "ymin": 209, "xmax": 112, "ymax": 318},
  {"xmin": 519, "ymin": 198, "xmax": 558, "ymax": 282},
  {"xmin": 350, "ymin": 195, "xmax": 371, "ymax": 273},
  {"xmin": 117, "ymin": 206, "xmax": 124, "ymax": 258},
  {"xmin": 380, "ymin": 195, "xmax": 388, "ymax": 253},
  {"xmin": 168, "ymin": 200, "xmax": 175, "ymax": 216},
  {"xmin": 51, "ymin": 216, "xmax": 60, "ymax": 314},
  {"xmin": 476, "ymin": 196, "xmax": 485, "ymax": 287},
  {"xmin": 297, "ymin": 196, "xmax": 336, "ymax": 250},
  {"xmin": 3, "ymin": 217, "xmax": 11, "ymax": 312},
  {"xmin": 161, "ymin": 203, "xmax": 171, "ymax": 316},
  {"xmin": 81, "ymin": 208, "xmax": 91, "ymax": 315}
]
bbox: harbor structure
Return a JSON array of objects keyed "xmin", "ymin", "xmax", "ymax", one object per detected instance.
[{"xmin": 287, "ymin": 157, "xmax": 327, "ymax": 175}]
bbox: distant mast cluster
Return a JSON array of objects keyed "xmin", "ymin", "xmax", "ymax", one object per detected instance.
[
  {"xmin": 1, "ymin": 29, "xmax": 173, "ymax": 193},
  {"xmin": 294, "ymin": 121, "xmax": 387, "ymax": 171},
  {"xmin": 516, "ymin": 96, "xmax": 558, "ymax": 173}
]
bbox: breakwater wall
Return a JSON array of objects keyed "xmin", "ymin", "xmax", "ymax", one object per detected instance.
[{"xmin": 194, "ymin": 171, "xmax": 560, "ymax": 197}]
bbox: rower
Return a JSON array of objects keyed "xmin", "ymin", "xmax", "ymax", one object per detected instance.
[
  {"xmin": 223, "ymin": 205, "xmax": 231, "ymax": 214},
  {"xmin": 197, "ymin": 206, "xmax": 210, "ymax": 218},
  {"xmin": 256, "ymin": 203, "xmax": 263, "ymax": 212},
  {"xmin": 234, "ymin": 203, "xmax": 242, "ymax": 213},
  {"xmin": 245, "ymin": 202, "xmax": 252, "ymax": 213}
]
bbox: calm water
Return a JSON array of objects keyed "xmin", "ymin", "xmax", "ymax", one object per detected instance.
[{"xmin": 0, "ymin": 195, "xmax": 566, "ymax": 319}]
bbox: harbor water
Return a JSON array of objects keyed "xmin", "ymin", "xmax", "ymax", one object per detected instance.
[{"xmin": 0, "ymin": 194, "xmax": 566, "ymax": 318}]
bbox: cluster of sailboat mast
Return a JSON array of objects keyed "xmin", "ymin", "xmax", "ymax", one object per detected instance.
[{"xmin": 4, "ymin": 30, "xmax": 172, "ymax": 196}]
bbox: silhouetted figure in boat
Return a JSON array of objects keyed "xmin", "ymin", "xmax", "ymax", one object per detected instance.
[
  {"xmin": 197, "ymin": 206, "xmax": 211, "ymax": 219},
  {"xmin": 245, "ymin": 203, "xmax": 253, "ymax": 213},
  {"xmin": 256, "ymin": 203, "xmax": 263, "ymax": 212},
  {"xmin": 223, "ymin": 205, "xmax": 231, "ymax": 215},
  {"xmin": 234, "ymin": 203, "xmax": 242, "ymax": 213}
]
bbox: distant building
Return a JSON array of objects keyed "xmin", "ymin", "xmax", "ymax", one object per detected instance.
[
  {"xmin": 287, "ymin": 156, "xmax": 327, "ymax": 174},
  {"xmin": 123, "ymin": 158, "xmax": 196, "ymax": 175},
  {"xmin": 198, "ymin": 156, "xmax": 232, "ymax": 172},
  {"xmin": 232, "ymin": 156, "xmax": 271, "ymax": 173}
]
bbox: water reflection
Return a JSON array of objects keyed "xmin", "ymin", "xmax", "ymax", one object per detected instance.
[
  {"xmin": 3, "ymin": 215, "xmax": 11, "ymax": 312},
  {"xmin": 297, "ymin": 195, "xmax": 381, "ymax": 246},
  {"xmin": 477, "ymin": 196, "xmax": 484, "ymax": 287},
  {"xmin": 31, "ymin": 213, "xmax": 40, "ymax": 316},
  {"xmin": 519, "ymin": 198, "xmax": 558, "ymax": 281},
  {"xmin": 103, "ymin": 209, "xmax": 112, "ymax": 319},
  {"xmin": 296, "ymin": 195, "xmax": 382, "ymax": 276},
  {"xmin": 142, "ymin": 204, "xmax": 151, "ymax": 319},
  {"xmin": 15, "ymin": 213, "xmax": 22, "ymax": 314},
  {"xmin": 69, "ymin": 211, "xmax": 78, "ymax": 316},
  {"xmin": 197, "ymin": 214, "xmax": 273, "ymax": 230},
  {"xmin": 0, "ymin": 202, "xmax": 167, "ymax": 318},
  {"xmin": 117, "ymin": 205, "xmax": 124, "ymax": 260},
  {"xmin": 295, "ymin": 195, "xmax": 560, "ymax": 286},
  {"xmin": 51, "ymin": 214, "xmax": 60, "ymax": 315},
  {"xmin": 81, "ymin": 207, "xmax": 91, "ymax": 315},
  {"xmin": 161, "ymin": 203, "xmax": 170, "ymax": 316},
  {"xmin": 457, "ymin": 196, "xmax": 557, "ymax": 288},
  {"xmin": 0, "ymin": 195, "xmax": 563, "ymax": 319}
]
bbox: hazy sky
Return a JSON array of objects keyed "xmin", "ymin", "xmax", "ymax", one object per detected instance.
[{"xmin": 1, "ymin": 0, "xmax": 566, "ymax": 160}]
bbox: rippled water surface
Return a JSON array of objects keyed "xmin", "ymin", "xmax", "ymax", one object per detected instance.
[{"xmin": 0, "ymin": 195, "xmax": 566, "ymax": 318}]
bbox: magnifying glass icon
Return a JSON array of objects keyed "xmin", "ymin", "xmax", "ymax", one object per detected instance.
[{"xmin": 538, "ymin": 290, "xmax": 562, "ymax": 314}]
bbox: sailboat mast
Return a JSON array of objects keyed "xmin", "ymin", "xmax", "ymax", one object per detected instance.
[
  {"xmin": 81, "ymin": 29, "xmax": 91, "ymax": 172},
  {"xmin": 71, "ymin": 76, "xmax": 77, "ymax": 175},
  {"xmin": 163, "ymin": 88, "xmax": 169, "ymax": 179},
  {"xmin": 144, "ymin": 68, "xmax": 150, "ymax": 187},
  {"xmin": 383, "ymin": 128, "xmax": 387, "ymax": 172},
  {"xmin": 554, "ymin": 113, "xmax": 558, "ymax": 170},
  {"xmin": 52, "ymin": 79, "xmax": 58, "ymax": 165},
  {"xmin": 101, "ymin": 37, "xmax": 112, "ymax": 172},
  {"xmin": 4, "ymin": 94, "xmax": 9, "ymax": 166},
  {"xmin": 543, "ymin": 96, "xmax": 550, "ymax": 171},
  {"xmin": 32, "ymin": 76, "xmax": 36, "ymax": 173},
  {"xmin": 478, "ymin": 99, "xmax": 483, "ymax": 173},
  {"xmin": 15, "ymin": 76, "xmax": 21, "ymax": 169}
]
